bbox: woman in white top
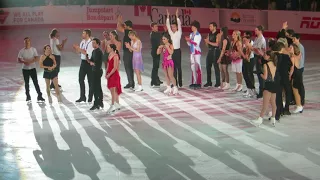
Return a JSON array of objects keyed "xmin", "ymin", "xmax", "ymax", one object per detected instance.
[{"xmin": 49, "ymin": 28, "xmax": 67, "ymax": 90}]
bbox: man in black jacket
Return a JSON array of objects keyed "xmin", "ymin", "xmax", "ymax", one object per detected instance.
[
  {"xmin": 87, "ymin": 38, "xmax": 103, "ymax": 110},
  {"xmin": 150, "ymin": 22, "xmax": 162, "ymax": 87}
]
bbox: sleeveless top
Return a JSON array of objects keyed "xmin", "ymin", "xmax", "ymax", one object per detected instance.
[
  {"xmin": 43, "ymin": 55, "xmax": 54, "ymax": 72},
  {"xmin": 220, "ymin": 36, "xmax": 231, "ymax": 51},
  {"xmin": 266, "ymin": 63, "xmax": 275, "ymax": 82},
  {"xmin": 230, "ymin": 40, "xmax": 241, "ymax": 62},
  {"xmin": 208, "ymin": 31, "xmax": 219, "ymax": 49},
  {"xmin": 163, "ymin": 48, "xmax": 172, "ymax": 61}
]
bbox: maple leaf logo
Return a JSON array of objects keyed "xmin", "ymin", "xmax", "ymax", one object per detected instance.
[{"xmin": 0, "ymin": 10, "xmax": 9, "ymax": 24}]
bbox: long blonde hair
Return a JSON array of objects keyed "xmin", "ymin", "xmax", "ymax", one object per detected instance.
[
  {"xmin": 233, "ymin": 30, "xmax": 242, "ymax": 42},
  {"xmin": 128, "ymin": 31, "xmax": 140, "ymax": 40}
]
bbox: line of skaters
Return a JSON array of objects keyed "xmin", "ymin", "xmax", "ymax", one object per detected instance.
[{"xmin": 17, "ymin": 8, "xmax": 305, "ymax": 117}]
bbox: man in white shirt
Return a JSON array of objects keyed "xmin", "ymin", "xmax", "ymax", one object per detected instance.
[
  {"xmin": 49, "ymin": 28, "xmax": 67, "ymax": 90},
  {"xmin": 166, "ymin": 8, "xmax": 183, "ymax": 87},
  {"xmin": 17, "ymin": 37, "xmax": 45, "ymax": 102},
  {"xmin": 73, "ymin": 29, "xmax": 94, "ymax": 103},
  {"xmin": 253, "ymin": 25, "xmax": 266, "ymax": 98}
]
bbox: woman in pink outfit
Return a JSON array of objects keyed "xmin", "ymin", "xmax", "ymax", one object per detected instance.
[{"xmin": 157, "ymin": 33, "xmax": 178, "ymax": 95}]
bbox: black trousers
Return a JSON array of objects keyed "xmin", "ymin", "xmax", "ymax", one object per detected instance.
[
  {"xmin": 23, "ymin": 68, "xmax": 42, "ymax": 98},
  {"xmin": 79, "ymin": 60, "xmax": 93, "ymax": 100},
  {"xmin": 51, "ymin": 55, "xmax": 61, "ymax": 87},
  {"xmin": 123, "ymin": 50, "xmax": 134, "ymax": 86},
  {"xmin": 254, "ymin": 55, "xmax": 264, "ymax": 94},
  {"xmin": 242, "ymin": 58, "xmax": 255, "ymax": 89},
  {"xmin": 92, "ymin": 69, "xmax": 103, "ymax": 105},
  {"xmin": 300, "ymin": 68, "xmax": 305, "ymax": 105},
  {"xmin": 276, "ymin": 76, "xmax": 291, "ymax": 119},
  {"xmin": 151, "ymin": 52, "xmax": 160, "ymax": 84},
  {"xmin": 172, "ymin": 49, "xmax": 182, "ymax": 86},
  {"xmin": 206, "ymin": 48, "xmax": 221, "ymax": 85}
]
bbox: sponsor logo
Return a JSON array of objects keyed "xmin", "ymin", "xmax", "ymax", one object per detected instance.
[
  {"xmin": 134, "ymin": 5, "xmax": 151, "ymax": 16},
  {"xmin": 12, "ymin": 11, "xmax": 44, "ymax": 24},
  {"xmin": 229, "ymin": 11, "xmax": 256, "ymax": 26},
  {"xmin": 230, "ymin": 12, "xmax": 240, "ymax": 23},
  {"xmin": 150, "ymin": 8, "xmax": 191, "ymax": 26},
  {"xmin": 0, "ymin": 10, "xmax": 9, "ymax": 24},
  {"xmin": 86, "ymin": 7, "xmax": 114, "ymax": 21},
  {"xmin": 300, "ymin": 17, "xmax": 320, "ymax": 29}
]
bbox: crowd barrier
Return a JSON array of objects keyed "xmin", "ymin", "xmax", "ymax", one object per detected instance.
[{"xmin": 0, "ymin": 5, "xmax": 319, "ymax": 40}]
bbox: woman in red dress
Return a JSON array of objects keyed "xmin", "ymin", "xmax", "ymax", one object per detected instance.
[{"xmin": 105, "ymin": 44, "xmax": 122, "ymax": 114}]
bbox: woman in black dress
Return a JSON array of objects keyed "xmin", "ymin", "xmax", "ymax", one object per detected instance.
[
  {"xmin": 217, "ymin": 27, "xmax": 231, "ymax": 90},
  {"xmin": 251, "ymin": 50, "xmax": 279, "ymax": 127},
  {"xmin": 39, "ymin": 45, "xmax": 61, "ymax": 103}
]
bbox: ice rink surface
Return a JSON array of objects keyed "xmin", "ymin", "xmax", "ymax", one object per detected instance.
[{"xmin": 1, "ymin": 27, "xmax": 320, "ymax": 180}]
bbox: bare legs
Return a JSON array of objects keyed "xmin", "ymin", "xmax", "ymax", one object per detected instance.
[
  {"xmin": 220, "ymin": 64, "xmax": 230, "ymax": 89},
  {"xmin": 110, "ymin": 87, "xmax": 119, "ymax": 105},
  {"xmin": 45, "ymin": 77, "xmax": 61, "ymax": 103},
  {"xmin": 135, "ymin": 69, "xmax": 142, "ymax": 85},
  {"xmin": 259, "ymin": 91, "xmax": 276, "ymax": 118},
  {"xmin": 293, "ymin": 87, "xmax": 301, "ymax": 107}
]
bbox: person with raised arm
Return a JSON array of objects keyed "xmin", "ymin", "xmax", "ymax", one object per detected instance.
[
  {"xmin": 166, "ymin": 8, "xmax": 183, "ymax": 87},
  {"xmin": 116, "ymin": 15, "xmax": 135, "ymax": 89},
  {"xmin": 17, "ymin": 37, "xmax": 45, "ymax": 103},
  {"xmin": 185, "ymin": 20, "xmax": 202, "ymax": 89},
  {"xmin": 204, "ymin": 22, "xmax": 221, "ymax": 88},
  {"xmin": 49, "ymin": 28, "xmax": 67, "ymax": 91},
  {"xmin": 72, "ymin": 29, "xmax": 94, "ymax": 103},
  {"xmin": 39, "ymin": 45, "xmax": 61, "ymax": 103}
]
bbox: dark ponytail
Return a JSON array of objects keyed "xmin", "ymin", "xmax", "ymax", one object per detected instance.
[
  {"xmin": 110, "ymin": 44, "xmax": 120, "ymax": 60},
  {"xmin": 49, "ymin": 28, "xmax": 58, "ymax": 39}
]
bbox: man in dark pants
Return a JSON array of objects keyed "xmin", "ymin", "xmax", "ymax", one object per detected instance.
[
  {"xmin": 17, "ymin": 37, "xmax": 45, "ymax": 102},
  {"xmin": 73, "ymin": 29, "xmax": 94, "ymax": 103},
  {"xmin": 273, "ymin": 42, "xmax": 293, "ymax": 120},
  {"xmin": 150, "ymin": 22, "xmax": 162, "ymax": 87},
  {"xmin": 166, "ymin": 9, "xmax": 183, "ymax": 87},
  {"xmin": 87, "ymin": 38, "xmax": 103, "ymax": 110},
  {"xmin": 117, "ymin": 15, "xmax": 134, "ymax": 89},
  {"xmin": 252, "ymin": 25, "xmax": 267, "ymax": 98},
  {"xmin": 204, "ymin": 22, "xmax": 220, "ymax": 87},
  {"xmin": 292, "ymin": 34, "xmax": 305, "ymax": 105}
]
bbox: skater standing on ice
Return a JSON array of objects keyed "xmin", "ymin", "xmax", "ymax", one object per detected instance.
[
  {"xmin": 105, "ymin": 44, "xmax": 122, "ymax": 114},
  {"xmin": 125, "ymin": 31, "xmax": 144, "ymax": 92},
  {"xmin": 39, "ymin": 45, "xmax": 61, "ymax": 103},
  {"xmin": 49, "ymin": 28, "xmax": 67, "ymax": 91},
  {"xmin": 185, "ymin": 20, "xmax": 202, "ymax": 89},
  {"xmin": 157, "ymin": 33, "xmax": 178, "ymax": 95},
  {"xmin": 166, "ymin": 8, "xmax": 183, "ymax": 87},
  {"xmin": 17, "ymin": 37, "xmax": 45, "ymax": 102}
]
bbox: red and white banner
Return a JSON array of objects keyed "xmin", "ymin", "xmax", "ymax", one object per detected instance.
[
  {"xmin": 0, "ymin": 6, "xmax": 319, "ymax": 38},
  {"xmin": 219, "ymin": 9, "xmax": 268, "ymax": 31},
  {"xmin": 0, "ymin": 5, "xmax": 220, "ymax": 30},
  {"xmin": 268, "ymin": 10, "xmax": 320, "ymax": 35}
]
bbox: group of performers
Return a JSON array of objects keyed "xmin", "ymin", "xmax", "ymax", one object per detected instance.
[{"xmin": 17, "ymin": 9, "xmax": 306, "ymax": 120}]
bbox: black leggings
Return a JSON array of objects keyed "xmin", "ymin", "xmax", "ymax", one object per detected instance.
[
  {"xmin": 172, "ymin": 49, "xmax": 182, "ymax": 86},
  {"xmin": 206, "ymin": 48, "xmax": 221, "ymax": 85}
]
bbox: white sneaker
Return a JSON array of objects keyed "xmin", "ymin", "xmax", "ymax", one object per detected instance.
[
  {"xmin": 134, "ymin": 85, "xmax": 143, "ymax": 92},
  {"xmin": 243, "ymin": 90, "xmax": 249, "ymax": 96},
  {"xmin": 172, "ymin": 86, "xmax": 178, "ymax": 95},
  {"xmin": 270, "ymin": 117, "xmax": 276, "ymax": 127},
  {"xmin": 293, "ymin": 106, "xmax": 303, "ymax": 114},
  {"xmin": 219, "ymin": 82, "xmax": 226, "ymax": 89},
  {"xmin": 236, "ymin": 84, "xmax": 243, "ymax": 92},
  {"xmin": 164, "ymin": 86, "xmax": 171, "ymax": 94},
  {"xmin": 222, "ymin": 83, "xmax": 230, "ymax": 90},
  {"xmin": 106, "ymin": 105, "xmax": 116, "ymax": 114},
  {"xmin": 114, "ymin": 103, "xmax": 121, "ymax": 111},
  {"xmin": 250, "ymin": 117, "xmax": 263, "ymax": 127}
]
